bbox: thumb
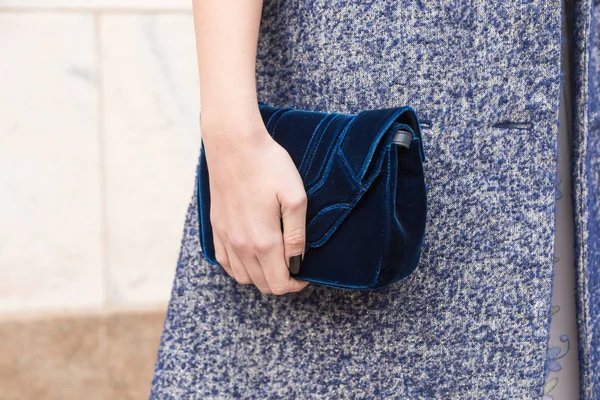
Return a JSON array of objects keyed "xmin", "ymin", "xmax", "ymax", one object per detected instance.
[{"xmin": 279, "ymin": 189, "xmax": 308, "ymax": 275}]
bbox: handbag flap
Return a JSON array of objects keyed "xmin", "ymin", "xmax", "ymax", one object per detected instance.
[{"xmin": 258, "ymin": 103, "xmax": 425, "ymax": 251}]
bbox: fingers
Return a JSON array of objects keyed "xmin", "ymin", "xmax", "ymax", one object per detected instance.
[
  {"xmin": 278, "ymin": 186, "xmax": 311, "ymax": 294},
  {"xmin": 240, "ymin": 251, "xmax": 273, "ymax": 294},
  {"xmin": 212, "ymin": 180, "xmax": 310, "ymax": 296},
  {"xmin": 225, "ymin": 249, "xmax": 252, "ymax": 285},
  {"xmin": 215, "ymin": 223, "xmax": 269, "ymax": 292},
  {"xmin": 214, "ymin": 228, "xmax": 253, "ymax": 286},
  {"xmin": 220, "ymin": 230, "xmax": 272, "ymax": 294},
  {"xmin": 255, "ymin": 233, "xmax": 295, "ymax": 295},
  {"xmin": 213, "ymin": 232, "xmax": 234, "ymax": 278},
  {"xmin": 287, "ymin": 278, "xmax": 311, "ymax": 293},
  {"xmin": 254, "ymin": 233, "xmax": 310, "ymax": 295},
  {"xmin": 226, "ymin": 245, "xmax": 271, "ymax": 294},
  {"xmin": 278, "ymin": 188, "xmax": 308, "ymax": 276},
  {"xmin": 222, "ymin": 226, "xmax": 309, "ymax": 295}
]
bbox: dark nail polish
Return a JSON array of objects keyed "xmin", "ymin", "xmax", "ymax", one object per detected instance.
[{"xmin": 289, "ymin": 254, "xmax": 303, "ymax": 274}]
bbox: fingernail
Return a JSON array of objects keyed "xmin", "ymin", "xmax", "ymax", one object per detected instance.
[{"xmin": 288, "ymin": 254, "xmax": 303, "ymax": 274}]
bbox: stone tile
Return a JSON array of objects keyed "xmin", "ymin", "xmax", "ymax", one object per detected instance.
[
  {"xmin": 105, "ymin": 311, "xmax": 166, "ymax": 399},
  {"xmin": 100, "ymin": 14, "xmax": 201, "ymax": 305},
  {"xmin": 0, "ymin": 0, "xmax": 190, "ymax": 11},
  {"xmin": 0, "ymin": 309, "xmax": 166, "ymax": 400},
  {"xmin": 0, "ymin": 12, "xmax": 104, "ymax": 314},
  {"xmin": 0, "ymin": 315, "xmax": 109, "ymax": 400}
]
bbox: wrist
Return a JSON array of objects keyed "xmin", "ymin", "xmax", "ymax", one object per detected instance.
[{"xmin": 200, "ymin": 105, "xmax": 267, "ymax": 142}]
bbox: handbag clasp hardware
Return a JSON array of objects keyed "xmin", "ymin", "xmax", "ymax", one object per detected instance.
[{"xmin": 391, "ymin": 129, "xmax": 413, "ymax": 149}]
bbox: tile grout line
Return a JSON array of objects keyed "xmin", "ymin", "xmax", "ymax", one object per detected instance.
[
  {"xmin": 94, "ymin": 12, "xmax": 111, "ymax": 309},
  {"xmin": 0, "ymin": 303, "xmax": 167, "ymax": 323},
  {"xmin": 0, "ymin": 7, "xmax": 191, "ymax": 15}
]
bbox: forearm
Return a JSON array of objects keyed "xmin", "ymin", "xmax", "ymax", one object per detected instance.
[{"xmin": 193, "ymin": 0, "xmax": 264, "ymax": 134}]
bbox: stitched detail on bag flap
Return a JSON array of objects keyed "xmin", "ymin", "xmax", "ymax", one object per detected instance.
[{"xmin": 258, "ymin": 104, "xmax": 422, "ymax": 249}]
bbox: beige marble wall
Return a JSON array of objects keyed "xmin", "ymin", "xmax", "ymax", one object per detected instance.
[
  {"xmin": 0, "ymin": 5, "xmax": 200, "ymax": 315},
  {"xmin": 0, "ymin": 12, "xmax": 104, "ymax": 314},
  {"xmin": 0, "ymin": 2, "xmax": 198, "ymax": 398}
]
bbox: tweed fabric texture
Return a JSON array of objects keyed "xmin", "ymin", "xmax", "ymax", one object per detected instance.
[
  {"xmin": 587, "ymin": 4, "xmax": 600, "ymax": 397},
  {"xmin": 573, "ymin": 0, "xmax": 600, "ymax": 398},
  {"xmin": 569, "ymin": 0, "xmax": 599, "ymax": 398},
  {"xmin": 150, "ymin": 1, "xmax": 578, "ymax": 399}
]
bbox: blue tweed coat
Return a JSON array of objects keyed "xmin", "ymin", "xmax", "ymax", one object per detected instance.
[{"xmin": 151, "ymin": 0, "xmax": 600, "ymax": 398}]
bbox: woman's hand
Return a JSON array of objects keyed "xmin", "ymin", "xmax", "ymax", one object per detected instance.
[
  {"xmin": 191, "ymin": 0, "xmax": 306, "ymax": 294},
  {"xmin": 201, "ymin": 117, "xmax": 310, "ymax": 295}
]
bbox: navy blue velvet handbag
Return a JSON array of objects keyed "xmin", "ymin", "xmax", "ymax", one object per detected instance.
[{"xmin": 197, "ymin": 102, "xmax": 428, "ymax": 290}]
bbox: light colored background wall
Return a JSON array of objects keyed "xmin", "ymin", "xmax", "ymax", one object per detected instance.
[{"xmin": 0, "ymin": 1, "xmax": 200, "ymax": 316}]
